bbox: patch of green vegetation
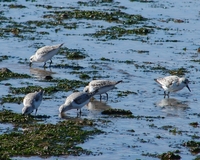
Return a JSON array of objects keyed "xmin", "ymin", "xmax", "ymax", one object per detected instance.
[
  {"xmin": 0, "ymin": 110, "xmax": 36, "ymax": 124},
  {"xmin": 189, "ymin": 122, "xmax": 199, "ymax": 127},
  {"xmin": 10, "ymin": 86, "xmax": 43, "ymax": 95},
  {"xmin": 77, "ymin": 0, "xmax": 114, "ymax": 6},
  {"xmin": 161, "ymin": 152, "xmax": 179, "ymax": 159},
  {"xmin": 8, "ymin": 4, "xmax": 26, "ymax": 8},
  {"xmin": 9, "ymin": 79, "xmax": 87, "ymax": 95},
  {"xmin": 53, "ymin": 63, "xmax": 84, "ymax": 70},
  {"xmin": 0, "ymin": 70, "xmax": 31, "ymax": 81},
  {"xmin": 0, "ymin": 110, "xmax": 103, "ymax": 159},
  {"xmin": 142, "ymin": 152, "xmax": 159, "ymax": 158},
  {"xmin": 127, "ymin": 129, "xmax": 135, "ymax": 132},
  {"xmin": 151, "ymin": 65, "xmax": 168, "ymax": 71},
  {"xmin": 169, "ymin": 128, "xmax": 182, "ymax": 135},
  {"xmin": 1, "ymin": 95, "xmax": 23, "ymax": 104},
  {"xmin": 194, "ymin": 155, "xmax": 200, "ymax": 160},
  {"xmin": 0, "ymin": 55, "xmax": 9, "ymax": 62},
  {"xmin": 66, "ymin": 51, "xmax": 88, "ymax": 60},
  {"xmin": 102, "ymin": 108, "xmax": 132, "ymax": 115},
  {"xmin": 159, "ymin": 125, "xmax": 173, "ymax": 130},
  {"xmin": 56, "ymin": 79, "xmax": 86, "ymax": 91},
  {"xmin": 53, "ymin": 10, "xmax": 147, "ymax": 25},
  {"xmin": 191, "ymin": 59, "xmax": 200, "ymax": 63},
  {"xmin": 87, "ymin": 26, "xmax": 152, "ymax": 40},
  {"xmin": 183, "ymin": 141, "xmax": 200, "ymax": 154},
  {"xmin": 183, "ymin": 141, "xmax": 200, "ymax": 148},
  {"xmin": 159, "ymin": 151, "xmax": 181, "ymax": 160},
  {"xmin": 100, "ymin": 57, "xmax": 111, "ymax": 61},
  {"xmin": 168, "ymin": 67, "xmax": 188, "ymax": 76},
  {"xmin": 79, "ymin": 73, "xmax": 91, "ymax": 80},
  {"xmin": 117, "ymin": 90, "xmax": 137, "ymax": 97}
]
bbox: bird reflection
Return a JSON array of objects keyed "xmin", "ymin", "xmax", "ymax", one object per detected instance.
[
  {"xmin": 86, "ymin": 99, "xmax": 111, "ymax": 111},
  {"xmin": 59, "ymin": 112, "xmax": 83, "ymax": 119},
  {"xmin": 155, "ymin": 98, "xmax": 189, "ymax": 117},
  {"xmin": 29, "ymin": 67, "xmax": 55, "ymax": 79}
]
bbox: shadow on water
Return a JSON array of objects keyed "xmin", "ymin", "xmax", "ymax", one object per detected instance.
[{"xmin": 29, "ymin": 67, "xmax": 56, "ymax": 79}]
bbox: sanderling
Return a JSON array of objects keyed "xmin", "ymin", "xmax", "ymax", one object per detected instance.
[
  {"xmin": 22, "ymin": 90, "xmax": 44, "ymax": 115},
  {"xmin": 59, "ymin": 89, "xmax": 98, "ymax": 114},
  {"xmin": 29, "ymin": 43, "xmax": 64, "ymax": 67},
  {"xmin": 83, "ymin": 80, "xmax": 122, "ymax": 100},
  {"xmin": 154, "ymin": 75, "xmax": 191, "ymax": 97}
]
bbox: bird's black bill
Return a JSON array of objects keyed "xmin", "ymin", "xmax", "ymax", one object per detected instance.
[{"xmin": 186, "ymin": 85, "xmax": 191, "ymax": 92}]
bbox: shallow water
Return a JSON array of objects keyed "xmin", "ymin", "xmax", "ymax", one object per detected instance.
[{"xmin": 1, "ymin": 0, "xmax": 200, "ymax": 159}]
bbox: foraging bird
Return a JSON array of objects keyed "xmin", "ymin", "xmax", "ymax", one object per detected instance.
[
  {"xmin": 22, "ymin": 90, "xmax": 44, "ymax": 115},
  {"xmin": 83, "ymin": 80, "xmax": 122, "ymax": 100},
  {"xmin": 29, "ymin": 43, "xmax": 64, "ymax": 67},
  {"xmin": 154, "ymin": 75, "xmax": 191, "ymax": 97},
  {"xmin": 59, "ymin": 89, "xmax": 98, "ymax": 114}
]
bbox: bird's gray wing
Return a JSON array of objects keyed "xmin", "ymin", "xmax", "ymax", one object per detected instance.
[
  {"xmin": 74, "ymin": 93, "xmax": 90, "ymax": 104},
  {"xmin": 156, "ymin": 76, "xmax": 178, "ymax": 87},
  {"xmin": 34, "ymin": 91, "xmax": 43, "ymax": 102}
]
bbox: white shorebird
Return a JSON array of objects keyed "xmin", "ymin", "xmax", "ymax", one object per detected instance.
[
  {"xmin": 154, "ymin": 75, "xmax": 191, "ymax": 97},
  {"xmin": 22, "ymin": 90, "xmax": 44, "ymax": 115},
  {"xmin": 59, "ymin": 89, "xmax": 98, "ymax": 114},
  {"xmin": 29, "ymin": 43, "xmax": 64, "ymax": 67},
  {"xmin": 83, "ymin": 80, "xmax": 122, "ymax": 100}
]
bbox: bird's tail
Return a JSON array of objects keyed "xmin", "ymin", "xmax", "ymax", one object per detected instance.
[
  {"xmin": 116, "ymin": 80, "xmax": 123, "ymax": 84},
  {"xmin": 59, "ymin": 43, "xmax": 64, "ymax": 47}
]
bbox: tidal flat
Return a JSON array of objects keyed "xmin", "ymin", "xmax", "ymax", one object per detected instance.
[{"xmin": 0, "ymin": 0, "xmax": 200, "ymax": 159}]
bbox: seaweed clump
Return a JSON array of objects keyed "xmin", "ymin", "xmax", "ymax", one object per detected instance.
[
  {"xmin": 160, "ymin": 151, "xmax": 181, "ymax": 160},
  {"xmin": 0, "ymin": 110, "xmax": 103, "ymax": 159},
  {"xmin": 0, "ymin": 68, "xmax": 31, "ymax": 81},
  {"xmin": 102, "ymin": 108, "xmax": 132, "ymax": 115}
]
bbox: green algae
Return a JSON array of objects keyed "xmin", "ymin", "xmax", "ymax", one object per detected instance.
[
  {"xmin": 0, "ymin": 70, "xmax": 31, "ymax": 81},
  {"xmin": 159, "ymin": 151, "xmax": 181, "ymax": 160},
  {"xmin": 0, "ymin": 55, "xmax": 9, "ymax": 62},
  {"xmin": 8, "ymin": 4, "xmax": 26, "ymax": 8},
  {"xmin": 0, "ymin": 110, "xmax": 36, "ymax": 124},
  {"xmin": 1, "ymin": 96, "xmax": 23, "ymax": 104},
  {"xmin": 87, "ymin": 26, "xmax": 153, "ymax": 40},
  {"xmin": 52, "ymin": 10, "xmax": 146, "ymax": 25},
  {"xmin": 63, "ymin": 48, "xmax": 88, "ymax": 60},
  {"xmin": 168, "ymin": 67, "xmax": 189, "ymax": 76},
  {"xmin": 183, "ymin": 141, "xmax": 200, "ymax": 154},
  {"xmin": 0, "ymin": 110, "xmax": 103, "ymax": 159},
  {"xmin": 189, "ymin": 122, "xmax": 199, "ymax": 127},
  {"xmin": 77, "ymin": 0, "xmax": 114, "ymax": 6},
  {"xmin": 79, "ymin": 73, "xmax": 91, "ymax": 80},
  {"xmin": 102, "ymin": 108, "xmax": 132, "ymax": 115},
  {"xmin": 9, "ymin": 79, "xmax": 87, "ymax": 95},
  {"xmin": 53, "ymin": 63, "xmax": 84, "ymax": 70}
]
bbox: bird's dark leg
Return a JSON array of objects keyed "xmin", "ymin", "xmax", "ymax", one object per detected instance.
[
  {"xmin": 164, "ymin": 91, "xmax": 170, "ymax": 98},
  {"xmin": 35, "ymin": 109, "xmax": 38, "ymax": 116},
  {"xmin": 164, "ymin": 91, "xmax": 166, "ymax": 98},
  {"xmin": 29, "ymin": 62, "xmax": 32, "ymax": 67},
  {"xmin": 105, "ymin": 93, "xmax": 108, "ymax": 101},
  {"xmin": 167, "ymin": 92, "xmax": 170, "ymax": 98},
  {"xmin": 100, "ymin": 94, "xmax": 102, "ymax": 101},
  {"xmin": 49, "ymin": 59, "xmax": 53, "ymax": 67},
  {"xmin": 43, "ymin": 62, "xmax": 46, "ymax": 68}
]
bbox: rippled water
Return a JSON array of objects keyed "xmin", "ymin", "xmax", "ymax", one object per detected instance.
[{"xmin": 1, "ymin": 0, "xmax": 200, "ymax": 159}]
